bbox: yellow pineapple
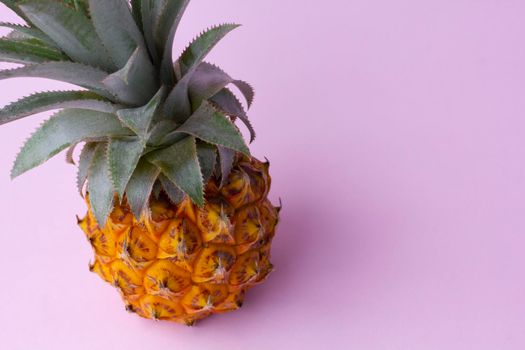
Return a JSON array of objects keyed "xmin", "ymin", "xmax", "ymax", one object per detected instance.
[
  {"xmin": 0, "ymin": 0, "xmax": 280, "ymax": 325},
  {"xmin": 79, "ymin": 155, "xmax": 279, "ymax": 324}
]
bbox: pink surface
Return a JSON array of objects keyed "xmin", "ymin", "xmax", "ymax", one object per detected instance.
[{"xmin": 1, "ymin": 1, "xmax": 525, "ymax": 349}]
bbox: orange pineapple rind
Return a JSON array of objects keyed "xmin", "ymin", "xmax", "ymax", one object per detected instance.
[{"xmin": 79, "ymin": 156, "xmax": 279, "ymax": 325}]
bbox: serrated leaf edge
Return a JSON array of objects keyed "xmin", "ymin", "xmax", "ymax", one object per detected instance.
[{"xmin": 177, "ymin": 23, "xmax": 241, "ymax": 75}]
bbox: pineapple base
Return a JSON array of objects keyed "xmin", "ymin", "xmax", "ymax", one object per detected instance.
[{"xmin": 78, "ymin": 157, "xmax": 279, "ymax": 325}]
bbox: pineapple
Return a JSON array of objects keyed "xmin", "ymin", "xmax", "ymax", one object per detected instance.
[{"xmin": 0, "ymin": 0, "xmax": 280, "ymax": 325}]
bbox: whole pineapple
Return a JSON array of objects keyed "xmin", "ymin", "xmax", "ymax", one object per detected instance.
[{"xmin": 0, "ymin": 0, "xmax": 280, "ymax": 325}]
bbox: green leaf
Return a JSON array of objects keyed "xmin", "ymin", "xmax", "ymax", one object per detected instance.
[
  {"xmin": 88, "ymin": 0, "xmax": 146, "ymax": 68},
  {"xmin": 65, "ymin": 142, "xmax": 78, "ymax": 165},
  {"xmin": 196, "ymin": 141, "xmax": 216, "ymax": 183},
  {"xmin": 140, "ymin": 0, "xmax": 158, "ymax": 63},
  {"xmin": 4, "ymin": 29, "xmax": 27, "ymax": 41},
  {"xmin": 159, "ymin": 174, "xmax": 184, "ymax": 204},
  {"xmin": 232, "ymin": 79, "xmax": 255, "ymax": 108},
  {"xmin": 87, "ymin": 142, "xmax": 114, "ymax": 227},
  {"xmin": 188, "ymin": 62, "xmax": 230, "ymax": 107},
  {"xmin": 11, "ymin": 109, "xmax": 129, "ymax": 178},
  {"xmin": 125, "ymin": 159, "xmax": 159, "ymax": 218},
  {"xmin": 147, "ymin": 119, "xmax": 178, "ymax": 146},
  {"xmin": 0, "ymin": 62, "xmax": 114, "ymax": 99},
  {"xmin": 217, "ymin": 146, "xmax": 235, "ymax": 187},
  {"xmin": 189, "ymin": 62, "xmax": 254, "ymax": 109},
  {"xmin": 0, "ymin": 90, "xmax": 119, "ymax": 126},
  {"xmin": 178, "ymin": 23, "xmax": 240, "ymax": 76},
  {"xmin": 102, "ymin": 46, "xmax": 158, "ymax": 106},
  {"xmin": 0, "ymin": 38, "xmax": 68, "ymax": 64},
  {"xmin": 163, "ymin": 71, "xmax": 192, "ymax": 122},
  {"xmin": 146, "ymin": 136, "xmax": 204, "ymax": 206},
  {"xmin": 210, "ymin": 88, "xmax": 256, "ymax": 143},
  {"xmin": 0, "ymin": 22, "xmax": 58, "ymax": 48},
  {"xmin": 18, "ymin": 1, "xmax": 116, "ymax": 71},
  {"xmin": 164, "ymin": 24, "xmax": 239, "ymax": 119},
  {"xmin": 176, "ymin": 102, "xmax": 249, "ymax": 155},
  {"xmin": 108, "ymin": 137, "xmax": 145, "ymax": 199},
  {"xmin": 77, "ymin": 142, "xmax": 97, "ymax": 195},
  {"xmin": 116, "ymin": 86, "xmax": 166, "ymax": 137},
  {"xmin": 153, "ymin": 0, "xmax": 189, "ymax": 85}
]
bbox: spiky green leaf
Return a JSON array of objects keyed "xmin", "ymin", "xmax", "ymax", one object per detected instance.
[
  {"xmin": 210, "ymin": 88, "xmax": 256, "ymax": 143},
  {"xmin": 147, "ymin": 119, "xmax": 179, "ymax": 146},
  {"xmin": 4, "ymin": 30, "xmax": 28, "ymax": 41},
  {"xmin": 11, "ymin": 109, "xmax": 129, "ymax": 178},
  {"xmin": 18, "ymin": 1, "xmax": 115, "ymax": 71},
  {"xmin": 77, "ymin": 142, "xmax": 97, "ymax": 195},
  {"xmin": 0, "ymin": 62, "xmax": 113, "ymax": 99},
  {"xmin": 164, "ymin": 24, "xmax": 239, "ymax": 119},
  {"xmin": 0, "ymin": 22, "xmax": 57, "ymax": 48},
  {"xmin": 196, "ymin": 141, "xmax": 216, "ymax": 183},
  {"xmin": 154, "ymin": 0, "xmax": 189, "ymax": 85},
  {"xmin": 175, "ymin": 102, "xmax": 249, "ymax": 155},
  {"xmin": 163, "ymin": 71, "xmax": 192, "ymax": 122},
  {"xmin": 189, "ymin": 62, "xmax": 254, "ymax": 109},
  {"xmin": 102, "ymin": 46, "xmax": 158, "ymax": 106},
  {"xmin": 0, "ymin": 90, "xmax": 119, "ymax": 126},
  {"xmin": 116, "ymin": 86, "xmax": 166, "ymax": 137},
  {"xmin": 146, "ymin": 136, "xmax": 204, "ymax": 206},
  {"xmin": 87, "ymin": 143, "xmax": 114, "ymax": 226},
  {"xmin": 66, "ymin": 142, "xmax": 83, "ymax": 165},
  {"xmin": 178, "ymin": 23, "xmax": 240, "ymax": 76},
  {"xmin": 159, "ymin": 174, "xmax": 184, "ymax": 204},
  {"xmin": 125, "ymin": 159, "xmax": 159, "ymax": 218},
  {"xmin": 0, "ymin": 38, "xmax": 68, "ymax": 64},
  {"xmin": 232, "ymin": 79, "xmax": 255, "ymax": 108},
  {"xmin": 140, "ymin": 0, "xmax": 158, "ymax": 63},
  {"xmin": 88, "ymin": 0, "xmax": 146, "ymax": 68},
  {"xmin": 217, "ymin": 146, "xmax": 235, "ymax": 187},
  {"xmin": 188, "ymin": 62, "xmax": 230, "ymax": 107},
  {"xmin": 108, "ymin": 137, "xmax": 145, "ymax": 199}
]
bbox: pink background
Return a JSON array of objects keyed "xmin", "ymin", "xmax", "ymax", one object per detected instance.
[{"xmin": 1, "ymin": 0, "xmax": 525, "ymax": 349}]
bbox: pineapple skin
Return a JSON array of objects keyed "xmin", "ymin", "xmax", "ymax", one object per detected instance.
[{"xmin": 78, "ymin": 156, "xmax": 279, "ymax": 325}]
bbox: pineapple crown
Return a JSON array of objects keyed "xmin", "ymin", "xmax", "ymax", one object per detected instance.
[{"xmin": 0, "ymin": 0, "xmax": 256, "ymax": 225}]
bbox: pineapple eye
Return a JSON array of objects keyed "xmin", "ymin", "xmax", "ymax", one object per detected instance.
[
  {"xmin": 119, "ymin": 226, "xmax": 158, "ymax": 263},
  {"xmin": 157, "ymin": 219, "xmax": 202, "ymax": 270},
  {"xmin": 88, "ymin": 228, "xmax": 117, "ymax": 257},
  {"xmin": 108, "ymin": 206, "xmax": 134, "ymax": 235},
  {"xmin": 144, "ymin": 260, "xmax": 191, "ymax": 296},
  {"xmin": 234, "ymin": 206, "xmax": 264, "ymax": 254},
  {"xmin": 193, "ymin": 245, "xmax": 236, "ymax": 283},
  {"xmin": 140, "ymin": 296, "xmax": 185, "ymax": 320},
  {"xmin": 144, "ymin": 200, "xmax": 176, "ymax": 237},
  {"xmin": 197, "ymin": 200, "xmax": 235, "ymax": 244},
  {"xmin": 221, "ymin": 170, "xmax": 251, "ymax": 208},
  {"xmin": 109, "ymin": 261, "xmax": 144, "ymax": 296},
  {"xmin": 229, "ymin": 251, "xmax": 261, "ymax": 286},
  {"xmin": 181, "ymin": 285, "xmax": 229, "ymax": 314}
]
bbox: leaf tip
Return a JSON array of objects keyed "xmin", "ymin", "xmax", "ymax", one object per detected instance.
[
  {"xmin": 10, "ymin": 158, "xmax": 23, "ymax": 180},
  {"xmin": 9, "ymin": 170, "xmax": 19, "ymax": 180}
]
